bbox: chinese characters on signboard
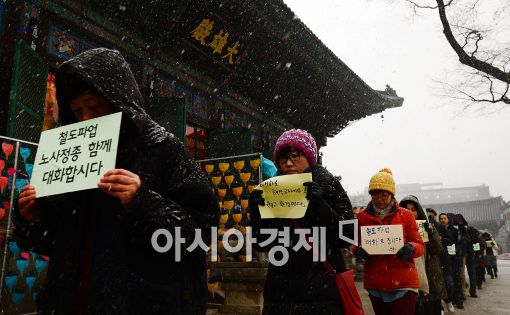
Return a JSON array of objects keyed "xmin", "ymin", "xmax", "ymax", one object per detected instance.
[
  {"xmin": 31, "ymin": 113, "xmax": 122, "ymax": 197},
  {"xmin": 190, "ymin": 18, "xmax": 242, "ymax": 65}
]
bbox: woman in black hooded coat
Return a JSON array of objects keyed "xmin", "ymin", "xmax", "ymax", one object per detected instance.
[
  {"xmin": 13, "ymin": 48, "xmax": 218, "ymax": 315},
  {"xmin": 249, "ymin": 129, "xmax": 355, "ymax": 315}
]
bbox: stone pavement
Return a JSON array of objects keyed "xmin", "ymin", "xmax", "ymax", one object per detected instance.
[{"xmin": 356, "ymin": 259, "xmax": 510, "ymax": 314}]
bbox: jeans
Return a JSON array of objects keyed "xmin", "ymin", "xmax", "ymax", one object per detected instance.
[
  {"xmin": 466, "ymin": 259, "xmax": 477, "ymax": 296},
  {"xmin": 443, "ymin": 273, "xmax": 455, "ymax": 303},
  {"xmin": 370, "ymin": 291, "xmax": 417, "ymax": 315}
]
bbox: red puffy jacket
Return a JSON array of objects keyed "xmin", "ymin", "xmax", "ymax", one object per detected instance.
[{"xmin": 356, "ymin": 201, "xmax": 424, "ymax": 291}]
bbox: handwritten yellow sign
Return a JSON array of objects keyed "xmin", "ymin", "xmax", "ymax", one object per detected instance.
[
  {"xmin": 257, "ymin": 173, "xmax": 312, "ymax": 219},
  {"xmin": 360, "ymin": 225, "xmax": 404, "ymax": 255},
  {"xmin": 416, "ymin": 220, "xmax": 429, "ymax": 242}
]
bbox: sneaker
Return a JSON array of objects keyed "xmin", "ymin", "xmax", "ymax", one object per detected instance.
[
  {"xmin": 470, "ymin": 293, "xmax": 478, "ymax": 298},
  {"xmin": 447, "ymin": 302, "xmax": 455, "ymax": 313}
]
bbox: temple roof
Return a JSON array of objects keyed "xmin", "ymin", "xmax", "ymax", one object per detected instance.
[{"xmin": 87, "ymin": 0, "xmax": 404, "ymax": 144}]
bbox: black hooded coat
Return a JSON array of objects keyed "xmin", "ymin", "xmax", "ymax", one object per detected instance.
[
  {"xmin": 13, "ymin": 48, "xmax": 218, "ymax": 314},
  {"xmin": 250, "ymin": 165, "xmax": 354, "ymax": 315},
  {"xmin": 456, "ymin": 214, "xmax": 485, "ymax": 263},
  {"xmin": 399, "ymin": 196, "xmax": 447, "ymax": 302}
]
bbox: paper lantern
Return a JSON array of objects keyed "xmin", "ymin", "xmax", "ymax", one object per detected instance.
[
  {"xmin": 217, "ymin": 188, "xmax": 227, "ymax": 200},
  {"xmin": 0, "ymin": 176, "xmax": 8, "ymax": 193},
  {"xmin": 218, "ymin": 162, "xmax": 230, "ymax": 175},
  {"xmin": 204, "ymin": 164, "xmax": 214, "ymax": 175},
  {"xmin": 2, "ymin": 142, "xmax": 13, "ymax": 160},
  {"xmin": 219, "ymin": 211, "xmax": 229, "ymax": 224},
  {"xmin": 223, "ymin": 200, "xmax": 234, "ymax": 211},
  {"xmin": 211, "ymin": 176, "xmax": 221, "ymax": 188},
  {"xmin": 250, "ymin": 158, "xmax": 260, "ymax": 170},
  {"xmin": 232, "ymin": 186, "xmax": 243, "ymax": 199},
  {"xmin": 4, "ymin": 272, "xmax": 17, "ymax": 293},
  {"xmin": 248, "ymin": 184, "xmax": 257, "ymax": 193},
  {"xmin": 233, "ymin": 213, "xmax": 242, "ymax": 224},
  {"xmin": 224, "ymin": 175, "xmax": 234, "ymax": 188},
  {"xmin": 240, "ymin": 199, "xmax": 249, "ymax": 210},
  {"xmin": 233, "ymin": 160, "xmax": 245, "ymax": 172},
  {"xmin": 240, "ymin": 172, "xmax": 251, "ymax": 185},
  {"xmin": 19, "ymin": 147, "xmax": 31, "ymax": 162}
]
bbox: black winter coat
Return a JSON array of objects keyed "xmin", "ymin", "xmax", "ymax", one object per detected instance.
[
  {"xmin": 250, "ymin": 165, "xmax": 354, "ymax": 315},
  {"xmin": 13, "ymin": 48, "xmax": 218, "ymax": 315}
]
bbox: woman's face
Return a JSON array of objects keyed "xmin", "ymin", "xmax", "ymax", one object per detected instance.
[
  {"xmin": 405, "ymin": 202, "xmax": 418, "ymax": 219},
  {"xmin": 70, "ymin": 90, "xmax": 114, "ymax": 121},
  {"xmin": 370, "ymin": 190, "xmax": 393, "ymax": 209},
  {"xmin": 277, "ymin": 148, "xmax": 310, "ymax": 175}
]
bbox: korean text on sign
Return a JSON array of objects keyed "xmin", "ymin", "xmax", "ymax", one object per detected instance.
[
  {"xmin": 360, "ymin": 224, "xmax": 404, "ymax": 255},
  {"xmin": 31, "ymin": 112, "xmax": 122, "ymax": 197},
  {"xmin": 256, "ymin": 173, "xmax": 312, "ymax": 219}
]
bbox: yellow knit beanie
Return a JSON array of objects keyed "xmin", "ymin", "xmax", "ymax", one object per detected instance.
[{"xmin": 369, "ymin": 168, "xmax": 396, "ymax": 196}]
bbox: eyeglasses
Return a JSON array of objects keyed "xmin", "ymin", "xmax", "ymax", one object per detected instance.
[
  {"xmin": 278, "ymin": 152, "xmax": 303, "ymax": 166},
  {"xmin": 370, "ymin": 191, "xmax": 391, "ymax": 199}
]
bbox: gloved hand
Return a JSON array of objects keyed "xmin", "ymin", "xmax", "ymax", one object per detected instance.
[
  {"xmin": 248, "ymin": 189, "xmax": 265, "ymax": 209},
  {"xmin": 303, "ymin": 181, "xmax": 324, "ymax": 200},
  {"xmin": 248, "ymin": 189, "xmax": 265, "ymax": 226},
  {"xmin": 355, "ymin": 247, "xmax": 370, "ymax": 263},
  {"xmin": 424, "ymin": 222, "xmax": 434, "ymax": 235},
  {"xmin": 396, "ymin": 243, "xmax": 415, "ymax": 260}
]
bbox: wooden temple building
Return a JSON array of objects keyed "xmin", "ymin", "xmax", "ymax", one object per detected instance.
[
  {"xmin": 0, "ymin": 0, "xmax": 402, "ymax": 158},
  {"xmin": 0, "ymin": 0, "xmax": 403, "ymax": 313}
]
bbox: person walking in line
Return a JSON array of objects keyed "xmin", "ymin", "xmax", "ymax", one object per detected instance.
[
  {"xmin": 355, "ymin": 169, "xmax": 424, "ymax": 315},
  {"xmin": 15, "ymin": 48, "xmax": 219, "ymax": 314},
  {"xmin": 446, "ymin": 213, "xmax": 468, "ymax": 309},
  {"xmin": 482, "ymin": 232, "xmax": 500, "ymax": 279},
  {"xmin": 401, "ymin": 196, "xmax": 447, "ymax": 315},
  {"xmin": 456, "ymin": 214, "xmax": 485, "ymax": 297},
  {"xmin": 437, "ymin": 213, "xmax": 456, "ymax": 313},
  {"xmin": 249, "ymin": 129, "xmax": 356, "ymax": 315}
]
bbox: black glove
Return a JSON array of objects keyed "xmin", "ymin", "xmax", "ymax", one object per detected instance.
[
  {"xmin": 396, "ymin": 243, "xmax": 415, "ymax": 260},
  {"xmin": 248, "ymin": 189, "xmax": 265, "ymax": 209},
  {"xmin": 355, "ymin": 247, "xmax": 370, "ymax": 263},
  {"xmin": 248, "ymin": 189, "xmax": 265, "ymax": 226},
  {"xmin": 303, "ymin": 181, "xmax": 324, "ymax": 200},
  {"xmin": 424, "ymin": 222, "xmax": 434, "ymax": 235}
]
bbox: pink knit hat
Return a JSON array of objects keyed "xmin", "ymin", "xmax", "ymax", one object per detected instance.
[{"xmin": 274, "ymin": 129, "xmax": 318, "ymax": 166}]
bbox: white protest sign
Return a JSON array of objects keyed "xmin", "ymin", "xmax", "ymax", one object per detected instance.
[
  {"xmin": 257, "ymin": 173, "xmax": 312, "ymax": 219},
  {"xmin": 31, "ymin": 112, "xmax": 122, "ymax": 197},
  {"xmin": 360, "ymin": 224, "xmax": 404, "ymax": 255},
  {"xmin": 416, "ymin": 220, "xmax": 429, "ymax": 242}
]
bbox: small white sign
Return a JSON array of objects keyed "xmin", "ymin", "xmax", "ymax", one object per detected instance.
[
  {"xmin": 31, "ymin": 112, "xmax": 122, "ymax": 197},
  {"xmin": 360, "ymin": 224, "xmax": 404, "ymax": 255}
]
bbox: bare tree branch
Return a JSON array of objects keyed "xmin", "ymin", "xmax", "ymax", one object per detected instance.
[
  {"xmin": 404, "ymin": 0, "xmax": 454, "ymax": 9},
  {"xmin": 435, "ymin": 0, "xmax": 510, "ymax": 83}
]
